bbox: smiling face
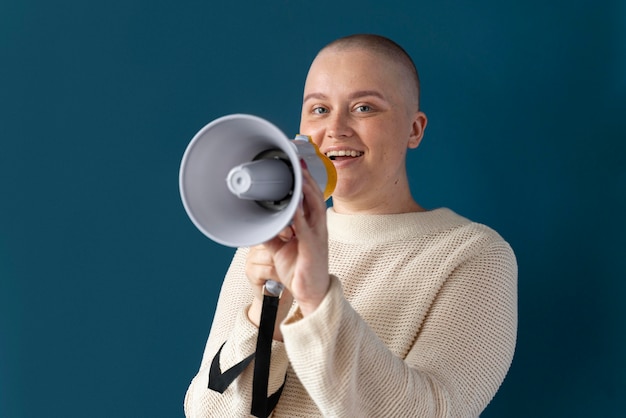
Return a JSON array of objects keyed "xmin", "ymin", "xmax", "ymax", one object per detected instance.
[{"xmin": 300, "ymin": 46, "xmax": 427, "ymax": 214}]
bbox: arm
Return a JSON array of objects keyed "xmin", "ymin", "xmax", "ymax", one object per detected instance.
[
  {"xmin": 185, "ymin": 161, "xmax": 324, "ymax": 416},
  {"xmin": 281, "ymin": 241, "xmax": 517, "ymax": 417},
  {"xmin": 184, "ymin": 248, "xmax": 291, "ymax": 417}
]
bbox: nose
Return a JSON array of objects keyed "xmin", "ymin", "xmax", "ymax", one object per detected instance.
[{"xmin": 327, "ymin": 109, "xmax": 353, "ymax": 139}]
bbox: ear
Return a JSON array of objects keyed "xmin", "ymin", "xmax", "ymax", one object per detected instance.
[{"xmin": 407, "ymin": 111, "xmax": 427, "ymax": 149}]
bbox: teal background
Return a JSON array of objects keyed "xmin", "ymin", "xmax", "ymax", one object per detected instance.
[{"xmin": 1, "ymin": 0, "xmax": 624, "ymax": 416}]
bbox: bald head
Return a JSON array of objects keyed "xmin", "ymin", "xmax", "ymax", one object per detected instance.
[{"xmin": 316, "ymin": 34, "xmax": 422, "ymax": 111}]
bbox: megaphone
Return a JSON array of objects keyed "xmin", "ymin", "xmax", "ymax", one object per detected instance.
[
  {"xmin": 179, "ymin": 114, "xmax": 337, "ymax": 249},
  {"xmin": 180, "ymin": 114, "xmax": 336, "ymax": 410}
]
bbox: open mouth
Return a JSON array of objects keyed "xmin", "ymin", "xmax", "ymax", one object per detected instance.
[{"xmin": 325, "ymin": 150, "xmax": 364, "ymax": 160}]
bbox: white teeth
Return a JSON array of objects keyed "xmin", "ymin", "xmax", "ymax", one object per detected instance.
[{"xmin": 325, "ymin": 150, "xmax": 363, "ymax": 158}]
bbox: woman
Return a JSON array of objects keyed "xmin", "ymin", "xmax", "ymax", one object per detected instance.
[{"xmin": 185, "ymin": 34, "xmax": 517, "ymax": 417}]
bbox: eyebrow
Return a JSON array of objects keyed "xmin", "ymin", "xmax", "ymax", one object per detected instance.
[{"xmin": 303, "ymin": 90, "xmax": 388, "ymax": 103}]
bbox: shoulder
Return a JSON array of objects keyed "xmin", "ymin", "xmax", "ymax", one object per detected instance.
[{"xmin": 438, "ymin": 209, "xmax": 516, "ymax": 263}]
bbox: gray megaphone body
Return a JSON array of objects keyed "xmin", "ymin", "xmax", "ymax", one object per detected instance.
[{"xmin": 179, "ymin": 114, "xmax": 337, "ymax": 295}]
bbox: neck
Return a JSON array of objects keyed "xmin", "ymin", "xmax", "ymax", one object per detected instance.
[{"xmin": 331, "ymin": 194, "xmax": 425, "ymax": 215}]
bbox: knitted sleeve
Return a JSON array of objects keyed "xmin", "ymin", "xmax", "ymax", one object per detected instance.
[
  {"xmin": 184, "ymin": 248, "xmax": 290, "ymax": 417},
  {"xmin": 281, "ymin": 240, "xmax": 517, "ymax": 417}
]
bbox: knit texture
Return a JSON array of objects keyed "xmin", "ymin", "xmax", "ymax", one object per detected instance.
[{"xmin": 184, "ymin": 208, "xmax": 517, "ymax": 417}]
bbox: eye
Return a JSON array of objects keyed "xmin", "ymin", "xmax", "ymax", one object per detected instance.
[
  {"xmin": 355, "ymin": 105, "xmax": 372, "ymax": 112},
  {"xmin": 312, "ymin": 106, "xmax": 329, "ymax": 115}
]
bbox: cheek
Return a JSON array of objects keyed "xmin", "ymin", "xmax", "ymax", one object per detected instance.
[
  {"xmin": 376, "ymin": 140, "xmax": 407, "ymax": 166},
  {"xmin": 299, "ymin": 120, "xmax": 310, "ymax": 135},
  {"xmin": 300, "ymin": 124, "xmax": 323, "ymax": 146}
]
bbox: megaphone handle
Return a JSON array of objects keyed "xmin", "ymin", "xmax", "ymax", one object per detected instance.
[{"xmin": 264, "ymin": 280, "xmax": 284, "ymax": 297}]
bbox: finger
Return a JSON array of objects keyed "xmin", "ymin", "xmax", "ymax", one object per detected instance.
[
  {"xmin": 262, "ymin": 234, "xmax": 289, "ymax": 256},
  {"xmin": 247, "ymin": 245, "xmax": 274, "ymax": 265},
  {"xmin": 276, "ymin": 224, "xmax": 295, "ymax": 242},
  {"xmin": 246, "ymin": 246, "xmax": 278, "ymax": 283},
  {"xmin": 291, "ymin": 201, "xmax": 322, "ymax": 245},
  {"xmin": 247, "ymin": 264, "xmax": 276, "ymax": 281}
]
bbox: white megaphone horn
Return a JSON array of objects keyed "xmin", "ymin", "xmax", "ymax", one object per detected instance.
[{"xmin": 179, "ymin": 114, "xmax": 337, "ymax": 284}]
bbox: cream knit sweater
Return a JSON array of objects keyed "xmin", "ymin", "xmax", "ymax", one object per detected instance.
[{"xmin": 184, "ymin": 208, "xmax": 517, "ymax": 417}]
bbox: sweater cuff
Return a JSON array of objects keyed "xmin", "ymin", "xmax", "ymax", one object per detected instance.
[
  {"xmin": 217, "ymin": 305, "xmax": 290, "ymax": 394},
  {"xmin": 280, "ymin": 275, "xmax": 343, "ymax": 347}
]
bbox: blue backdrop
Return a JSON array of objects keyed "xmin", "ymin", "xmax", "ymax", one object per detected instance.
[{"xmin": 1, "ymin": 0, "xmax": 624, "ymax": 416}]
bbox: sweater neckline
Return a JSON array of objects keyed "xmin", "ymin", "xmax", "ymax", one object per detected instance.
[{"xmin": 326, "ymin": 207, "xmax": 469, "ymax": 244}]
